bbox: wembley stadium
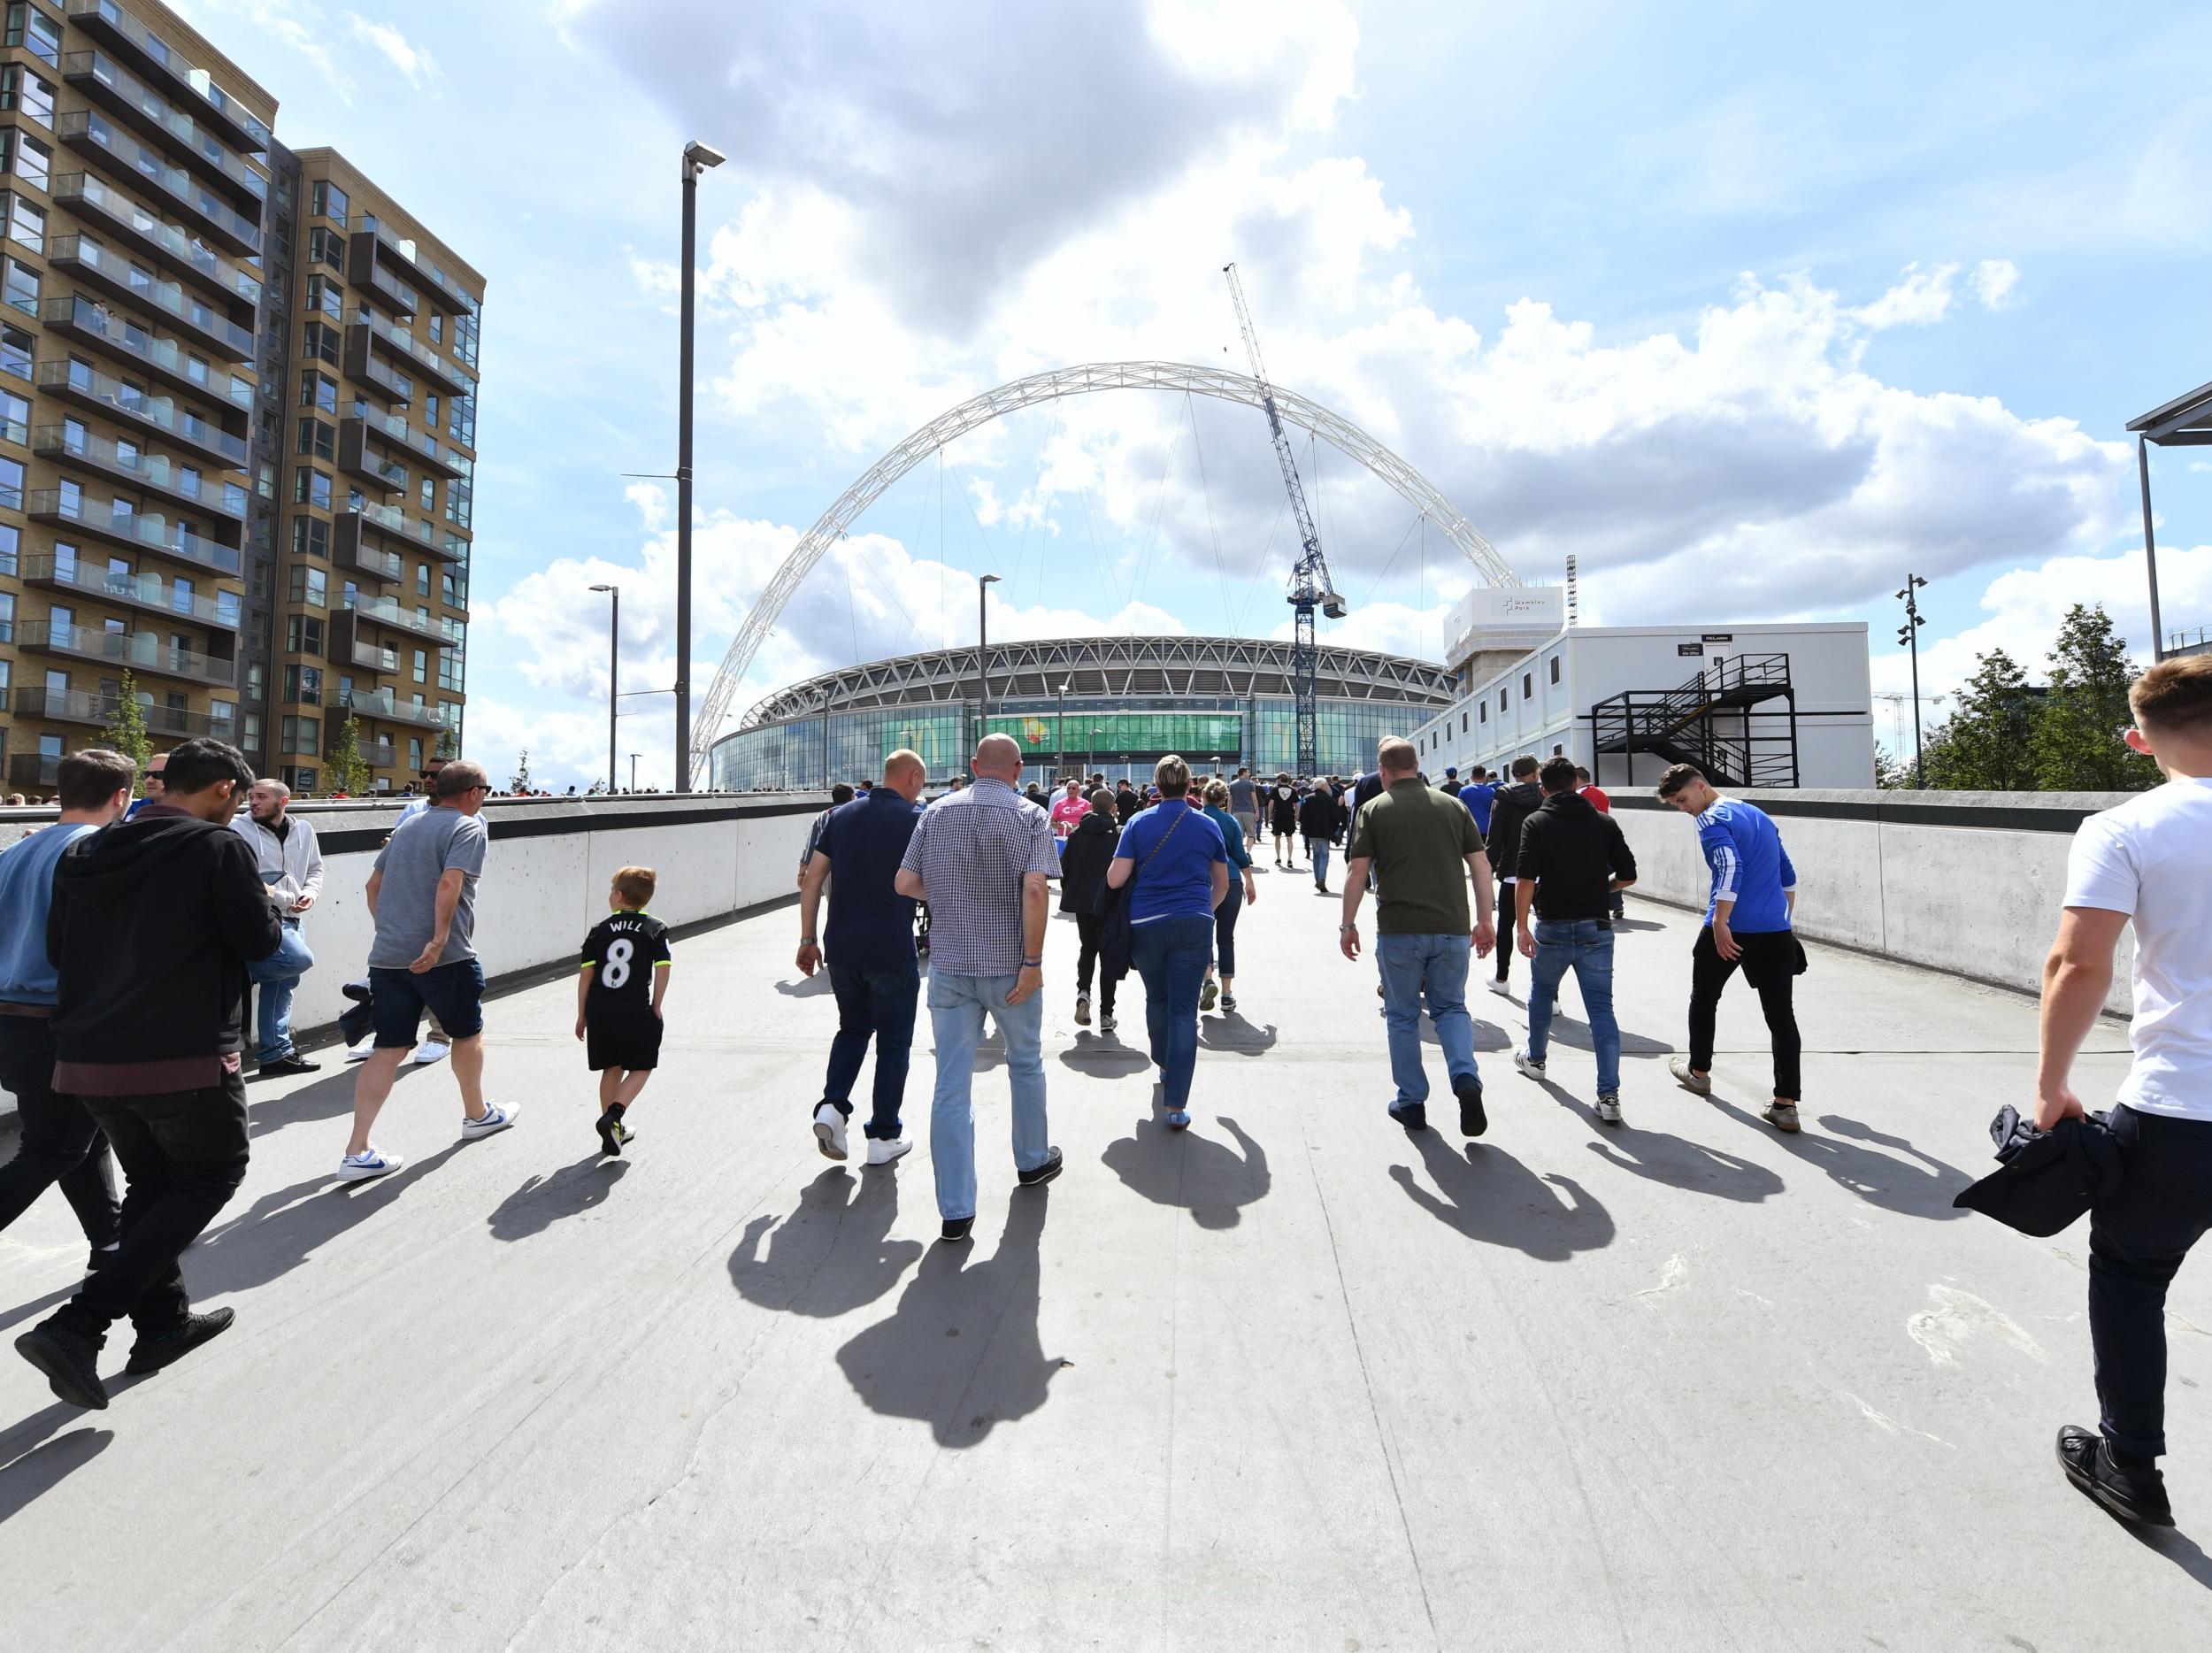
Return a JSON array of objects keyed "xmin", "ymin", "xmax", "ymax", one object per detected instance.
[{"xmin": 709, "ymin": 634, "xmax": 1458, "ymax": 792}]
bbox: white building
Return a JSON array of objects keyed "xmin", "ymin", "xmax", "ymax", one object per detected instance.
[{"xmin": 1409, "ymin": 620, "xmax": 1875, "ymax": 791}]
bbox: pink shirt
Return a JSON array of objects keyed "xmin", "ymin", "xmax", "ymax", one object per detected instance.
[{"xmin": 1049, "ymin": 796, "xmax": 1090, "ymax": 839}]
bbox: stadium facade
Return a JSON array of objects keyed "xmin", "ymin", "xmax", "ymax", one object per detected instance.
[{"xmin": 710, "ymin": 634, "xmax": 1457, "ymax": 791}]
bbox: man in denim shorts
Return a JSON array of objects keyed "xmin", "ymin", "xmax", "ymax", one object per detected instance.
[{"xmin": 338, "ymin": 759, "xmax": 519, "ymax": 1181}]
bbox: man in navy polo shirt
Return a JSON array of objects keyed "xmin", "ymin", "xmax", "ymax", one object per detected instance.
[{"xmin": 798, "ymin": 748, "xmax": 927, "ymax": 1166}]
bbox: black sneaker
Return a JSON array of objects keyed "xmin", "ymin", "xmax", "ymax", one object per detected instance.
[
  {"xmin": 597, "ymin": 1103, "xmax": 626, "ymax": 1157},
  {"xmin": 124, "ymin": 1308, "xmax": 236, "ymax": 1375},
  {"xmin": 1389, "ymin": 1101, "xmax": 1429, "ymax": 1133},
  {"xmin": 15, "ymin": 1321, "xmax": 108, "ymax": 1410},
  {"xmin": 1456, "ymin": 1081, "xmax": 1487, "ymax": 1139},
  {"xmin": 256, "ymin": 1055, "xmax": 321, "ymax": 1079},
  {"xmin": 1018, "ymin": 1148, "xmax": 1064, "ymax": 1188},
  {"xmin": 941, "ymin": 1216, "xmax": 975, "ymax": 1243},
  {"xmin": 2058, "ymin": 1425, "xmax": 2174, "ymax": 1526}
]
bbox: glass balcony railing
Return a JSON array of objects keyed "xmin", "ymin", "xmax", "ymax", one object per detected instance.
[
  {"xmin": 24, "ymin": 487, "xmax": 245, "ymax": 573},
  {"xmin": 32, "ymin": 424, "xmax": 249, "ymax": 516},
  {"xmin": 42, "ymin": 296, "xmax": 253, "ymax": 407},
  {"xmin": 339, "ymin": 690, "xmax": 449, "ymax": 731},
  {"xmin": 65, "ymin": 2, "xmax": 273, "ymax": 154},
  {"xmin": 35, "ymin": 359, "xmax": 249, "ymax": 465},
  {"xmin": 54, "ymin": 111, "xmax": 260, "ymax": 249},
  {"xmin": 21, "ymin": 552, "xmax": 241, "ymax": 627},
  {"xmin": 345, "ymin": 594, "xmax": 452, "ymax": 645},
  {"xmin": 60, "ymin": 50, "xmax": 270, "ymax": 198},
  {"xmin": 19, "ymin": 620, "xmax": 235, "ymax": 685},
  {"xmin": 50, "ymin": 172, "xmax": 261, "ymax": 304},
  {"xmin": 348, "ymin": 308, "xmax": 475, "ymax": 387},
  {"xmin": 13, "ymin": 687, "xmax": 234, "ymax": 739},
  {"xmin": 44, "ymin": 233, "xmax": 255, "ymax": 356}
]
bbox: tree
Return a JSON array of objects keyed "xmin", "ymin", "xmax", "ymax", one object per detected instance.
[
  {"xmin": 1921, "ymin": 647, "xmax": 2040, "ymax": 791},
  {"xmin": 510, "ymin": 750, "xmax": 533, "ymax": 794},
  {"xmin": 327, "ymin": 715, "xmax": 372, "ymax": 799},
  {"xmin": 100, "ymin": 671, "xmax": 152, "ymax": 793},
  {"xmin": 2029, "ymin": 604, "xmax": 2162, "ymax": 792},
  {"xmin": 1872, "ymin": 745, "xmax": 1910, "ymax": 789},
  {"xmin": 434, "ymin": 724, "xmax": 458, "ymax": 760}
]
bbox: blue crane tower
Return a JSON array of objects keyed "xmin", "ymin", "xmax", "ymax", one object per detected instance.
[{"xmin": 1224, "ymin": 263, "xmax": 1346, "ymax": 780}]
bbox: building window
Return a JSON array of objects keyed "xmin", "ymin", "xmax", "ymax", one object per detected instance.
[
  {"xmin": 309, "ymin": 181, "xmax": 348, "ymax": 221},
  {"xmin": 1460, "ymin": 711, "xmax": 1468, "ymax": 734},
  {"xmin": 0, "ymin": 253, "xmax": 34, "ymax": 317},
  {"xmin": 299, "ymin": 370, "xmax": 337, "ymax": 413},
  {"xmin": 283, "ymin": 665, "xmax": 323, "ymax": 706},
  {"xmin": 4, "ymin": 4, "xmax": 62, "ymax": 67},
  {"xmin": 0, "ymin": 520, "xmax": 15, "ymax": 576},
  {"xmin": 0, "ymin": 321, "xmax": 27, "ymax": 381},
  {"xmin": 288, "ymin": 565, "xmax": 326, "ymax": 609},
  {"xmin": 294, "ymin": 467, "xmax": 331, "ymax": 510},
  {"xmin": 306, "ymin": 226, "xmax": 344, "ymax": 270},
  {"xmin": 0, "ymin": 65, "xmax": 56, "ymax": 127},
  {"xmin": 1548, "ymin": 656, "xmax": 1561, "ymax": 686},
  {"xmin": 292, "ymin": 516, "xmax": 329, "ymax": 558},
  {"xmin": 411, "ymin": 647, "xmax": 426, "ymax": 684},
  {"xmin": 415, "ymin": 563, "xmax": 430, "ymax": 598},
  {"xmin": 1499, "ymin": 689, "xmax": 1509, "ymax": 712},
  {"xmin": 1523, "ymin": 672, "xmax": 1534, "ymax": 698},
  {"xmin": 0, "ymin": 126, "xmax": 50, "ymax": 189},
  {"xmin": 296, "ymin": 418, "xmax": 334, "ymax": 461},
  {"xmin": 1553, "ymin": 743, "xmax": 1564, "ymax": 757},
  {"xmin": 0, "ymin": 452, "xmax": 19, "ymax": 510},
  {"xmin": 1, "ymin": 189, "xmax": 43, "ymax": 254},
  {"xmin": 302, "ymin": 320, "xmax": 339, "ymax": 365},
  {"xmin": 419, "ymin": 476, "xmax": 434, "ymax": 511},
  {"xmin": 408, "ymin": 736, "xmax": 423, "ymax": 771},
  {"xmin": 304, "ymin": 274, "xmax": 342, "ymax": 319},
  {"xmin": 0, "ymin": 588, "xmax": 12, "ymax": 643},
  {"xmin": 442, "ymin": 477, "xmax": 470, "ymax": 529},
  {"xmin": 285, "ymin": 615, "xmax": 324, "ymax": 657}
]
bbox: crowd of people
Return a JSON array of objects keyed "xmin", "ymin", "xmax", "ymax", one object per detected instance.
[{"xmin": 2, "ymin": 653, "xmax": 2208, "ymax": 1540}]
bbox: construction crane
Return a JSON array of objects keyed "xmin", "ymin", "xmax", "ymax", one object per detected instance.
[{"xmin": 1224, "ymin": 262, "xmax": 1345, "ymax": 780}]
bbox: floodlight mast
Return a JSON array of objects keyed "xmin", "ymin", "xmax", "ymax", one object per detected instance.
[{"xmin": 1225, "ymin": 262, "xmax": 1344, "ymax": 779}]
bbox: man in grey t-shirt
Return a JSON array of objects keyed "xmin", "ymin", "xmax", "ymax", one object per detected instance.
[
  {"xmin": 338, "ymin": 760, "xmax": 518, "ymax": 1183},
  {"xmin": 1227, "ymin": 766, "xmax": 1260, "ymax": 853}
]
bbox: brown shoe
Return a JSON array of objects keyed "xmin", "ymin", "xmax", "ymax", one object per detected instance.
[{"xmin": 1668, "ymin": 1057, "xmax": 1712, "ymax": 1095}]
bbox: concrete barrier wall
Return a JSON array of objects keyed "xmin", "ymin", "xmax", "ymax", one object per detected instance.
[
  {"xmin": 0, "ymin": 794, "xmax": 827, "ymax": 1046},
  {"xmin": 1608, "ymin": 788, "xmax": 2137, "ymax": 1012}
]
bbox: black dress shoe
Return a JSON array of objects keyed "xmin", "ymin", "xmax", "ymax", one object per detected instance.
[
  {"xmin": 1456, "ymin": 1081, "xmax": 1487, "ymax": 1139},
  {"xmin": 1389, "ymin": 1102, "xmax": 1428, "ymax": 1133},
  {"xmin": 125, "ymin": 1308, "xmax": 236, "ymax": 1375},
  {"xmin": 257, "ymin": 1055, "xmax": 321, "ymax": 1079},
  {"xmin": 15, "ymin": 1322, "xmax": 108, "ymax": 1410},
  {"xmin": 1017, "ymin": 1148, "xmax": 1064, "ymax": 1188},
  {"xmin": 941, "ymin": 1217, "xmax": 975, "ymax": 1243},
  {"xmin": 2059, "ymin": 1425, "xmax": 2174, "ymax": 1526}
]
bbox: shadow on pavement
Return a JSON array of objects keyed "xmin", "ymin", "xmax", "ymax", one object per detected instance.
[
  {"xmin": 1709, "ymin": 1097, "xmax": 1970, "ymax": 1221},
  {"xmin": 1056, "ymin": 1032, "xmax": 1150, "ymax": 1077},
  {"xmin": 728, "ymin": 1166, "xmax": 923, "ymax": 1317},
  {"xmin": 0, "ymin": 1284, "xmax": 78, "ymax": 1338},
  {"xmin": 2126, "ymin": 1519, "xmax": 2212, "ymax": 1594},
  {"xmin": 246, "ymin": 1065, "xmax": 364, "ymax": 1138},
  {"xmin": 1511, "ymin": 1071, "xmax": 1786, "ymax": 1203},
  {"xmin": 1197, "ymin": 1016, "xmax": 1278, "ymax": 1057},
  {"xmin": 774, "ymin": 974, "xmax": 834, "ymax": 999},
  {"xmin": 1534, "ymin": 1011, "xmax": 1675, "ymax": 1057},
  {"xmin": 488, "ymin": 1154, "xmax": 631, "ymax": 1242},
  {"xmin": 0, "ymin": 1424, "xmax": 110, "ymax": 1522},
  {"xmin": 1389, "ymin": 1132, "xmax": 1615, "ymax": 1259},
  {"xmin": 835, "ymin": 1188, "xmax": 1060, "ymax": 1448},
  {"xmin": 187, "ymin": 1143, "xmax": 466, "ymax": 1295},
  {"xmin": 1100, "ymin": 1113, "xmax": 1270, "ymax": 1229}
]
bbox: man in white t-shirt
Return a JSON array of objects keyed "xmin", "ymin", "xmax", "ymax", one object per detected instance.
[{"xmin": 2039, "ymin": 654, "xmax": 2212, "ymax": 1528}]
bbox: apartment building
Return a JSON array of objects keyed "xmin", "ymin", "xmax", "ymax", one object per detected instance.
[{"xmin": 0, "ymin": 0, "xmax": 480, "ymax": 797}]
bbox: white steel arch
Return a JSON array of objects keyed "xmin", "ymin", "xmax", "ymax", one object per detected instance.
[{"xmin": 689, "ymin": 360, "xmax": 1515, "ymax": 781}]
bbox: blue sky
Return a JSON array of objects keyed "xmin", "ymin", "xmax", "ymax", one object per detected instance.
[{"xmin": 177, "ymin": 0, "xmax": 2212, "ymax": 785}]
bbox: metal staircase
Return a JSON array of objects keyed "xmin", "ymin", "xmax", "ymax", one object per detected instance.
[{"xmin": 1588, "ymin": 654, "xmax": 1800, "ymax": 788}]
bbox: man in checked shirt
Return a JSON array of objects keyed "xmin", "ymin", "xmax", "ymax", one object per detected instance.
[{"xmin": 895, "ymin": 734, "xmax": 1064, "ymax": 1243}]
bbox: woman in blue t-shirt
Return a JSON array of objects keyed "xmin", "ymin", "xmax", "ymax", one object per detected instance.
[
  {"xmin": 1107, "ymin": 755, "xmax": 1228, "ymax": 1129},
  {"xmin": 1200, "ymin": 779, "xmax": 1258, "ymax": 1015}
]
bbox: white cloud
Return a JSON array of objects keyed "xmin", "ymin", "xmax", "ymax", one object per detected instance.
[
  {"xmin": 1855, "ymin": 263, "xmax": 1958, "ymax": 329},
  {"xmin": 346, "ymin": 14, "xmax": 440, "ymax": 86},
  {"xmin": 1971, "ymin": 258, "xmax": 2020, "ymax": 311},
  {"xmin": 173, "ymin": 0, "xmax": 354, "ymax": 103}
]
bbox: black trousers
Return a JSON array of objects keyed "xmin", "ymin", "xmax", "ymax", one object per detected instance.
[
  {"xmin": 1494, "ymin": 876, "xmax": 1516, "ymax": 981},
  {"xmin": 1686, "ymin": 926, "xmax": 1801, "ymax": 1100},
  {"xmin": 50, "ymin": 1074, "xmax": 250, "ymax": 1342},
  {"xmin": 2090, "ymin": 1105, "xmax": 2212, "ymax": 1459},
  {"xmin": 0, "ymin": 1015, "xmax": 119, "ymax": 1250},
  {"xmin": 1072, "ymin": 912, "xmax": 1118, "ymax": 1014}
]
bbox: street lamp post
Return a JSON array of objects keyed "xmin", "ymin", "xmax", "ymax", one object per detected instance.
[
  {"xmin": 1896, "ymin": 573, "xmax": 1928, "ymax": 788},
  {"xmin": 589, "ymin": 583, "xmax": 618, "ymax": 795},
  {"xmin": 976, "ymin": 573, "xmax": 1001, "ymax": 754},
  {"xmin": 674, "ymin": 138, "xmax": 725, "ymax": 793},
  {"xmin": 1056, "ymin": 679, "xmax": 1070, "ymax": 781},
  {"xmin": 629, "ymin": 753, "xmax": 639, "ymax": 793}
]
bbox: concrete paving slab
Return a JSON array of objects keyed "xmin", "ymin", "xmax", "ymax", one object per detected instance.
[{"xmin": 0, "ymin": 872, "xmax": 2205, "ymax": 1651}]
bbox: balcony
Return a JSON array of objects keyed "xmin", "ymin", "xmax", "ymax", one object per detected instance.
[
  {"xmin": 36, "ymin": 360, "xmax": 250, "ymax": 467},
  {"xmin": 7, "ymin": 686, "xmax": 110, "ymax": 728},
  {"xmin": 31, "ymin": 425, "xmax": 249, "ymax": 519},
  {"xmin": 12, "ymin": 687, "xmax": 235, "ymax": 742},
  {"xmin": 7, "ymin": 754, "xmax": 61, "ymax": 792},
  {"xmin": 346, "ymin": 311, "xmax": 475, "ymax": 396},
  {"xmin": 335, "ymin": 416, "xmax": 410, "ymax": 491},
  {"xmin": 18, "ymin": 621, "xmax": 236, "ymax": 687},
  {"xmin": 332, "ymin": 511, "xmax": 404, "ymax": 583},
  {"xmin": 45, "ymin": 233, "xmax": 257, "ymax": 360},
  {"xmin": 49, "ymin": 173, "xmax": 263, "ymax": 311},
  {"xmin": 327, "ymin": 612, "xmax": 399, "ymax": 674},
  {"xmin": 19, "ymin": 552, "xmax": 242, "ymax": 630},
  {"xmin": 65, "ymin": 2, "xmax": 273, "ymax": 160},
  {"xmin": 342, "ymin": 592, "xmax": 454, "ymax": 647},
  {"xmin": 349, "ymin": 411, "xmax": 465, "ymax": 481},
  {"xmin": 342, "ymin": 501, "xmax": 446, "ymax": 556},
  {"xmin": 58, "ymin": 50, "xmax": 268, "ymax": 212},
  {"xmin": 334, "ymin": 734, "xmax": 400, "ymax": 770},
  {"xmin": 340, "ymin": 688, "xmax": 449, "ymax": 731},
  {"xmin": 347, "ymin": 232, "xmax": 419, "ymax": 319},
  {"xmin": 349, "ymin": 347, "xmax": 414, "ymax": 409},
  {"xmin": 23, "ymin": 486, "xmax": 244, "ymax": 575},
  {"xmin": 55, "ymin": 111, "xmax": 261, "ymax": 256},
  {"xmin": 41, "ymin": 295, "xmax": 255, "ymax": 409}
]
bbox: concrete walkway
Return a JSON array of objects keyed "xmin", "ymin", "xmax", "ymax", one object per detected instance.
[{"xmin": 0, "ymin": 871, "xmax": 2205, "ymax": 1651}]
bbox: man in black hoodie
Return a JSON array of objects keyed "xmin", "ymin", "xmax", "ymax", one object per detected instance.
[
  {"xmin": 15, "ymin": 737, "xmax": 281, "ymax": 1411},
  {"xmin": 1484, "ymin": 756, "xmax": 1545, "ymax": 996}
]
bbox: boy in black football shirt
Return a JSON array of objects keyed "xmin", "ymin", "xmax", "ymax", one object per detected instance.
[{"xmin": 576, "ymin": 865, "xmax": 672, "ymax": 1156}]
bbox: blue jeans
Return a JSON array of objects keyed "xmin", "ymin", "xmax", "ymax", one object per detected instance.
[
  {"xmin": 1133, "ymin": 914, "xmax": 1212, "ymax": 1114},
  {"xmin": 1376, "ymin": 932, "xmax": 1479, "ymax": 1107},
  {"xmin": 1525, "ymin": 919, "xmax": 1621, "ymax": 1094},
  {"xmin": 1309, "ymin": 839, "xmax": 1332, "ymax": 887},
  {"xmin": 928, "ymin": 972, "xmax": 1050, "ymax": 1221},
  {"xmin": 824, "ymin": 960, "xmax": 918, "ymax": 1140},
  {"xmin": 247, "ymin": 919, "xmax": 314, "ymax": 1064}
]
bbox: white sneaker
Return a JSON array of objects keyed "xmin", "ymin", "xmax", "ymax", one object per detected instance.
[
  {"xmin": 1101, "ymin": 1013, "xmax": 1118, "ymax": 1034},
  {"xmin": 1074, "ymin": 993, "xmax": 1091, "ymax": 1026},
  {"xmin": 1595, "ymin": 1093, "xmax": 1624, "ymax": 1126},
  {"xmin": 411, "ymin": 1039, "xmax": 450, "ymax": 1065},
  {"xmin": 344, "ymin": 1036, "xmax": 375, "ymax": 1063},
  {"xmin": 1513, "ymin": 1049, "xmax": 1545, "ymax": 1079},
  {"xmin": 460, "ymin": 1102, "xmax": 519, "ymax": 1140},
  {"xmin": 337, "ymin": 1147, "xmax": 402, "ymax": 1182},
  {"xmin": 814, "ymin": 1103, "xmax": 849, "ymax": 1161},
  {"xmin": 1486, "ymin": 978, "xmax": 1511, "ymax": 996},
  {"xmin": 865, "ymin": 1137, "xmax": 911, "ymax": 1167}
]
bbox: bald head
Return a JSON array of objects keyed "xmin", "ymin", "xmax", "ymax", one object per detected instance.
[
  {"xmin": 1378, "ymin": 737, "xmax": 1418, "ymax": 777},
  {"xmin": 883, "ymin": 748, "xmax": 926, "ymax": 801},
  {"xmin": 972, "ymin": 734, "xmax": 1023, "ymax": 782}
]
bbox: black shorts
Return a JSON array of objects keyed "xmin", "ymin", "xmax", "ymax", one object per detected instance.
[{"xmin": 586, "ymin": 1006, "xmax": 663, "ymax": 1072}]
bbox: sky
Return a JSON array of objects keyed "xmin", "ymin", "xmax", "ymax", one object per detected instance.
[{"xmin": 176, "ymin": 0, "xmax": 2212, "ymax": 785}]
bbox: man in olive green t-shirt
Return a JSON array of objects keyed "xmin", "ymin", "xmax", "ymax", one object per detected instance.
[{"xmin": 1340, "ymin": 737, "xmax": 1498, "ymax": 1136}]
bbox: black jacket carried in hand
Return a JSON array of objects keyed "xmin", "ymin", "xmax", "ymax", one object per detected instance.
[
  {"xmin": 1514, "ymin": 792, "xmax": 1637, "ymax": 922},
  {"xmin": 1486, "ymin": 780, "xmax": 1545, "ymax": 878},
  {"xmin": 1953, "ymin": 1104, "xmax": 2124, "ymax": 1237},
  {"xmin": 1057, "ymin": 810, "xmax": 1118, "ymax": 914},
  {"xmin": 1298, "ymin": 790, "xmax": 1342, "ymax": 842},
  {"xmin": 48, "ymin": 807, "xmax": 283, "ymax": 1070}
]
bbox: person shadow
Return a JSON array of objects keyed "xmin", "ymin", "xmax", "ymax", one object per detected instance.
[
  {"xmin": 0, "ymin": 1423, "xmax": 110, "ymax": 1521},
  {"xmin": 835, "ymin": 1189, "xmax": 1060, "ymax": 1448},
  {"xmin": 1389, "ymin": 1131, "xmax": 1615, "ymax": 1259},
  {"xmin": 488, "ymin": 1154, "xmax": 632, "ymax": 1243},
  {"xmin": 1196, "ymin": 1017, "xmax": 1279, "ymax": 1057},
  {"xmin": 774, "ymin": 974, "xmax": 834, "ymax": 999},
  {"xmin": 1100, "ymin": 1114, "xmax": 1270, "ymax": 1229},
  {"xmin": 728, "ymin": 1166, "xmax": 924, "ymax": 1318},
  {"xmin": 186, "ymin": 1143, "xmax": 466, "ymax": 1295},
  {"xmin": 1515, "ymin": 1070, "xmax": 1784, "ymax": 1203},
  {"xmin": 2124, "ymin": 1516, "xmax": 2212, "ymax": 1594},
  {"xmin": 1537, "ymin": 1009, "xmax": 1675, "ymax": 1057},
  {"xmin": 1056, "ymin": 1030, "xmax": 1150, "ymax": 1077},
  {"xmin": 1709, "ymin": 1096, "xmax": 1970, "ymax": 1220},
  {"xmin": 246, "ymin": 1065, "xmax": 372, "ymax": 1139}
]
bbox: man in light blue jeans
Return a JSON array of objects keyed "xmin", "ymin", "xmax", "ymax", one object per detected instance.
[
  {"xmin": 1523, "ymin": 920, "xmax": 1621, "ymax": 1093},
  {"xmin": 896, "ymin": 734, "xmax": 1064, "ymax": 1242},
  {"xmin": 1375, "ymin": 932, "xmax": 1480, "ymax": 1113}
]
